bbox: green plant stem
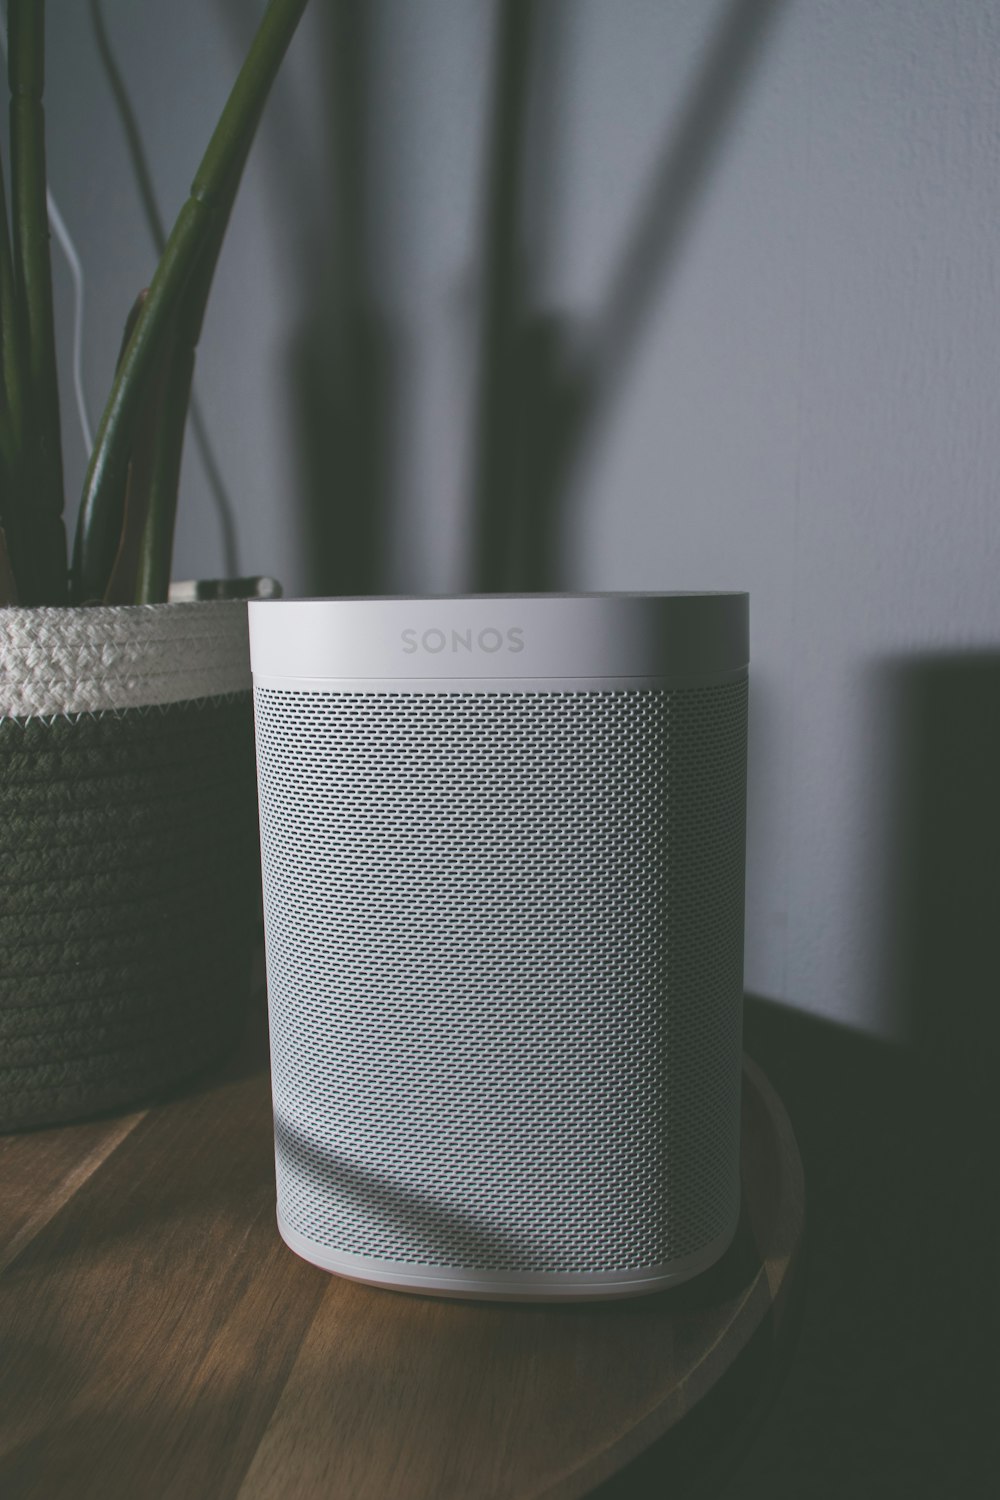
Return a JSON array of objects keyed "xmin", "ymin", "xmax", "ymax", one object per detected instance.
[
  {"xmin": 0, "ymin": 123, "xmax": 34, "ymax": 600},
  {"xmin": 0, "ymin": 391, "xmax": 16, "ymax": 497},
  {"xmin": 0, "ymin": 145, "xmax": 26, "ymax": 444},
  {"xmin": 103, "ymin": 318, "xmax": 174, "ymax": 605},
  {"xmin": 72, "ymin": 0, "xmax": 310, "ymax": 605},
  {"xmin": 0, "ymin": 523, "xmax": 19, "ymax": 603},
  {"xmin": 9, "ymin": 0, "xmax": 66, "ymax": 602},
  {"xmin": 127, "ymin": 90, "xmax": 272, "ymax": 604},
  {"xmin": 91, "ymin": 0, "xmax": 241, "ymax": 581},
  {"xmin": 100, "ymin": 289, "xmax": 152, "ymax": 603},
  {"xmin": 133, "ymin": 158, "xmax": 247, "ymax": 604},
  {"xmin": 132, "ymin": 337, "xmax": 191, "ymax": 604}
]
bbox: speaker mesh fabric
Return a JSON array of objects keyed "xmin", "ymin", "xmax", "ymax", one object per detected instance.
[{"xmin": 254, "ymin": 683, "xmax": 747, "ymax": 1276}]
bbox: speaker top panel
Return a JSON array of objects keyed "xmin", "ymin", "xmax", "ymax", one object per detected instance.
[{"xmin": 248, "ymin": 592, "xmax": 748, "ymax": 686}]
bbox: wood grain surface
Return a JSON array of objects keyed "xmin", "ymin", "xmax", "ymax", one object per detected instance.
[{"xmin": 0, "ymin": 1005, "xmax": 803, "ymax": 1500}]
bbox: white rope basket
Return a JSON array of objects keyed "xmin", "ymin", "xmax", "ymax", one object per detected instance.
[{"xmin": 0, "ymin": 600, "xmax": 252, "ymax": 719}]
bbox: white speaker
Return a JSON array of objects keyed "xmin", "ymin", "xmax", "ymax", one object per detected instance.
[{"xmin": 249, "ymin": 593, "xmax": 748, "ymax": 1300}]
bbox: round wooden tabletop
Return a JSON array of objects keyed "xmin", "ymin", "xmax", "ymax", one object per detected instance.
[{"xmin": 0, "ymin": 1036, "xmax": 804, "ymax": 1500}]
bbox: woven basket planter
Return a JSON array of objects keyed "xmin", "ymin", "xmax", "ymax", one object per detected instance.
[{"xmin": 0, "ymin": 601, "xmax": 261, "ymax": 1131}]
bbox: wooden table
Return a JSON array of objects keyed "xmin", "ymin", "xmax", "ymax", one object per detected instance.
[{"xmin": 0, "ymin": 1004, "xmax": 803, "ymax": 1500}]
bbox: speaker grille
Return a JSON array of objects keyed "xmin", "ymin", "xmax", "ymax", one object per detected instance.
[{"xmin": 254, "ymin": 684, "xmax": 747, "ymax": 1275}]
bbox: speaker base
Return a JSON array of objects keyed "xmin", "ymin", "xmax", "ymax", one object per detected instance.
[{"xmin": 276, "ymin": 1213, "xmax": 738, "ymax": 1302}]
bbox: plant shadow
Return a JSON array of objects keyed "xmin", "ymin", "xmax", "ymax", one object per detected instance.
[
  {"xmin": 227, "ymin": 0, "xmax": 789, "ymax": 596},
  {"xmin": 468, "ymin": 0, "xmax": 789, "ymax": 591}
]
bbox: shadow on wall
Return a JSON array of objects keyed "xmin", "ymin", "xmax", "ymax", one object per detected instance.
[
  {"xmin": 470, "ymin": 0, "xmax": 788, "ymax": 593},
  {"xmin": 637, "ymin": 639, "xmax": 1000, "ymax": 1496},
  {"xmin": 215, "ymin": 0, "xmax": 399, "ymax": 598},
  {"xmin": 250, "ymin": 0, "xmax": 788, "ymax": 596},
  {"xmin": 599, "ymin": 654, "xmax": 1000, "ymax": 1497},
  {"xmin": 287, "ymin": 0, "xmax": 397, "ymax": 599},
  {"xmin": 871, "ymin": 650, "xmax": 1000, "ymax": 1075},
  {"xmin": 691, "ymin": 652, "xmax": 1000, "ymax": 1498}
]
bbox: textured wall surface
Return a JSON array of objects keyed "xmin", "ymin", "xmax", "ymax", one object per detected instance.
[{"xmin": 43, "ymin": 1, "xmax": 1000, "ymax": 1038}]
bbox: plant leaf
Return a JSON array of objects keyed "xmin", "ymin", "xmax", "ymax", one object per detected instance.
[
  {"xmin": 72, "ymin": 0, "xmax": 310, "ymax": 605},
  {"xmin": 131, "ymin": 336, "xmax": 192, "ymax": 604},
  {"xmin": 0, "ymin": 523, "xmax": 20, "ymax": 604},
  {"xmin": 9, "ymin": 0, "xmax": 67, "ymax": 602},
  {"xmin": 0, "ymin": 102, "xmax": 33, "ymax": 601},
  {"xmin": 133, "ymin": 163, "xmax": 244, "ymax": 604},
  {"xmin": 102, "ymin": 291, "xmax": 160, "ymax": 605}
]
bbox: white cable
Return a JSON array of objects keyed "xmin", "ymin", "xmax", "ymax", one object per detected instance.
[
  {"xmin": 46, "ymin": 193, "xmax": 93, "ymax": 455},
  {"xmin": 1, "ymin": 11, "xmax": 93, "ymax": 455}
]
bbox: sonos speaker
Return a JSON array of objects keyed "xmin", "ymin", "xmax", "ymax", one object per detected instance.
[{"xmin": 249, "ymin": 592, "xmax": 748, "ymax": 1301}]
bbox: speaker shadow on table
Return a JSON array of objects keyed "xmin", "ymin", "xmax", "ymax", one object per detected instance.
[
  {"xmin": 273, "ymin": 1110, "xmax": 762, "ymax": 1311},
  {"xmin": 275, "ymin": 1110, "xmax": 549, "ymax": 1273}
]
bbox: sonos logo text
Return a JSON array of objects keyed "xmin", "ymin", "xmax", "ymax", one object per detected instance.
[{"xmin": 401, "ymin": 626, "xmax": 525, "ymax": 655}]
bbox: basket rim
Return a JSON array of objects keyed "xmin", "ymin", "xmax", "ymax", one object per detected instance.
[{"xmin": 1, "ymin": 599, "xmax": 252, "ymax": 719}]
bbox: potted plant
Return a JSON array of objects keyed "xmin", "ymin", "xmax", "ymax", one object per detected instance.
[{"xmin": 0, "ymin": 0, "xmax": 309, "ymax": 1129}]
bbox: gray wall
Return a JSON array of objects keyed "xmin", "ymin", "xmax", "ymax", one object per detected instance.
[{"xmin": 44, "ymin": 1, "xmax": 1000, "ymax": 1040}]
